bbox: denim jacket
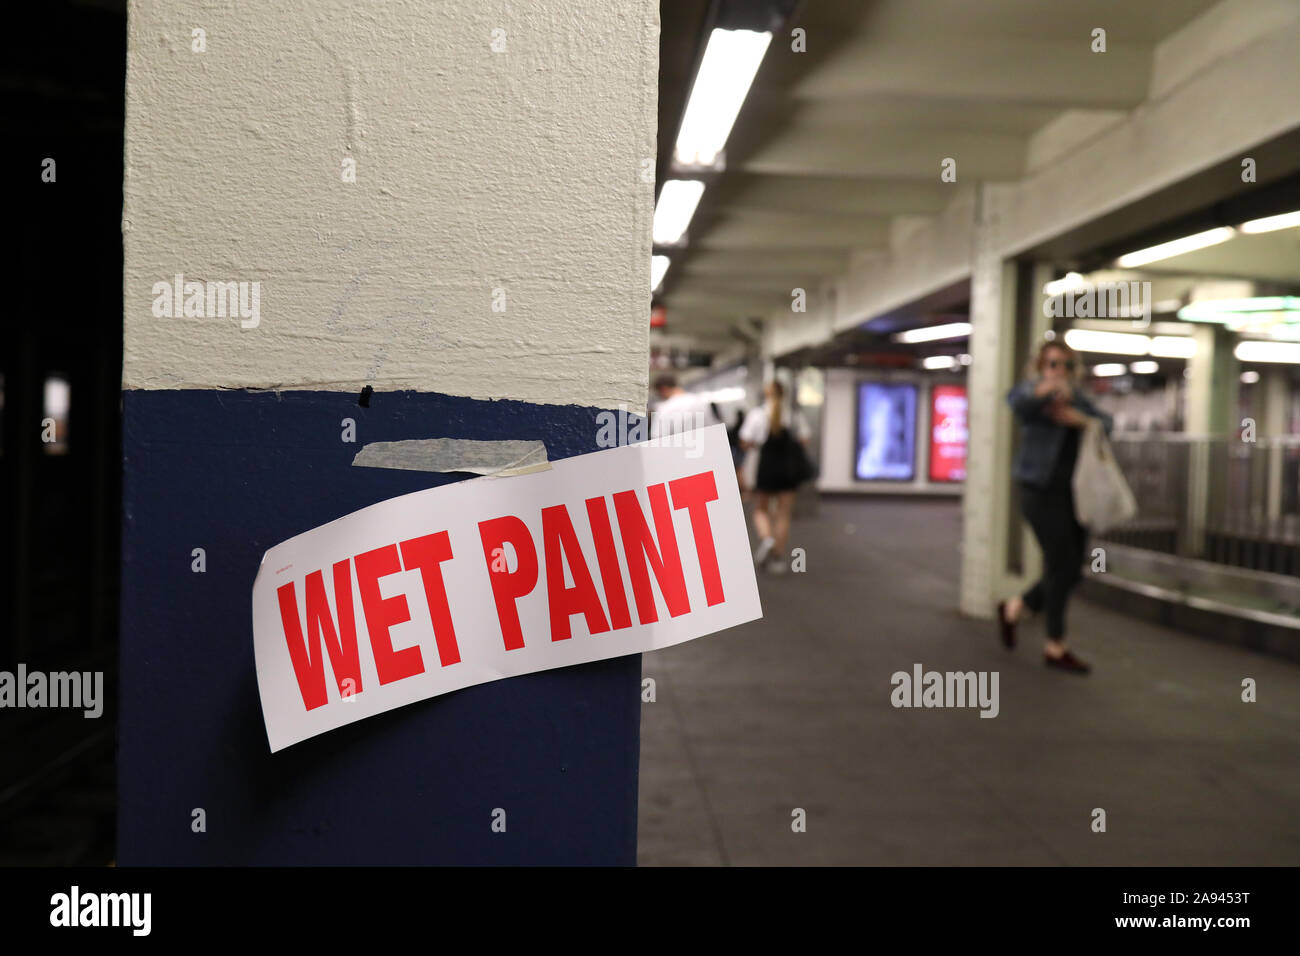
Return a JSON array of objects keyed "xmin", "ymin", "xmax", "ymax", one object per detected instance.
[{"xmin": 1007, "ymin": 379, "xmax": 1114, "ymax": 488}]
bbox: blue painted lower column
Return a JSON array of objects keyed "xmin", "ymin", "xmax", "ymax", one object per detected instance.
[{"xmin": 118, "ymin": 388, "xmax": 641, "ymax": 865}]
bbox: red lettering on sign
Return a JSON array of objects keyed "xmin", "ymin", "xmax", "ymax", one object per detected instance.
[
  {"xmin": 613, "ymin": 483, "xmax": 690, "ymax": 624},
  {"xmin": 541, "ymin": 504, "xmax": 611, "ymax": 642},
  {"xmin": 355, "ymin": 544, "xmax": 425, "ymax": 684},
  {"xmin": 669, "ymin": 471, "xmax": 725, "ymax": 607},
  {"xmin": 398, "ymin": 531, "xmax": 461, "ymax": 667},
  {"xmin": 276, "ymin": 560, "xmax": 363, "ymax": 711},
  {"xmin": 478, "ymin": 515, "xmax": 538, "ymax": 650},
  {"xmin": 585, "ymin": 496, "xmax": 632, "ymax": 630}
]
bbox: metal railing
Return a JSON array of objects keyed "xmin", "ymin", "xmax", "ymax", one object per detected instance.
[{"xmin": 1104, "ymin": 434, "xmax": 1300, "ymax": 576}]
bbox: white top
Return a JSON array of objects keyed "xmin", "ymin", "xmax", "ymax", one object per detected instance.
[
  {"xmin": 739, "ymin": 403, "xmax": 810, "ymax": 447},
  {"xmin": 650, "ymin": 390, "xmax": 721, "ymax": 441}
]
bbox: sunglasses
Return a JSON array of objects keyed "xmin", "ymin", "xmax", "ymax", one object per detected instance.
[{"xmin": 1045, "ymin": 358, "xmax": 1076, "ymax": 371}]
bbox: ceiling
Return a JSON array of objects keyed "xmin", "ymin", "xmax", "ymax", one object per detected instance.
[
  {"xmin": 653, "ymin": 0, "xmax": 1224, "ymax": 359},
  {"xmin": 1128, "ymin": 228, "xmax": 1300, "ymax": 285}
]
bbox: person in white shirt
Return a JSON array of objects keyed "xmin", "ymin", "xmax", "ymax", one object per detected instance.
[
  {"xmin": 739, "ymin": 381, "xmax": 812, "ymax": 574},
  {"xmin": 649, "ymin": 374, "xmax": 720, "ymax": 445}
]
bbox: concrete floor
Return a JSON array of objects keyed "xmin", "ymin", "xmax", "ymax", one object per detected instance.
[{"xmin": 637, "ymin": 497, "xmax": 1300, "ymax": 865}]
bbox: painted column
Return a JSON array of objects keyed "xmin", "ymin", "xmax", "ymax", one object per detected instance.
[{"xmin": 121, "ymin": 0, "xmax": 658, "ymax": 863}]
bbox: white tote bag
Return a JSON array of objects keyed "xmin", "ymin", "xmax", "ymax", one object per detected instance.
[{"xmin": 1072, "ymin": 419, "xmax": 1137, "ymax": 532}]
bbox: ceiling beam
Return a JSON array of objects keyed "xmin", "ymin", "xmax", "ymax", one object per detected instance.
[
  {"xmin": 675, "ymin": 247, "xmax": 850, "ymax": 277},
  {"xmin": 714, "ymin": 174, "xmax": 952, "ymax": 217},
  {"xmin": 736, "ymin": 127, "xmax": 1028, "ymax": 180},
  {"xmin": 785, "ymin": 36, "xmax": 1151, "ymax": 109}
]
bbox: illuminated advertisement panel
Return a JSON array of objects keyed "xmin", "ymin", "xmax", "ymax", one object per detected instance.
[
  {"xmin": 855, "ymin": 382, "xmax": 917, "ymax": 481},
  {"xmin": 929, "ymin": 384, "xmax": 968, "ymax": 482}
]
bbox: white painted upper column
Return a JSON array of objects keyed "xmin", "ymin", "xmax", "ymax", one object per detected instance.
[{"xmin": 123, "ymin": 0, "xmax": 658, "ymax": 412}]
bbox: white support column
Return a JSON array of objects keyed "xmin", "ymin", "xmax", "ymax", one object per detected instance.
[
  {"xmin": 1186, "ymin": 326, "xmax": 1239, "ymax": 435},
  {"xmin": 959, "ymin": 186, "xmax": 1019, "ymax": 619},
  {"xmin": 1261, "ymin": 366, "xmax": 1290, "ymax": 521},
  {"xmin": 1184, "ymin": 325, "xmax": 1238, "ymax": 556},
  {"xmin": 1260, "ymin": 366, "xmax": 1290, "ymax": 437}
]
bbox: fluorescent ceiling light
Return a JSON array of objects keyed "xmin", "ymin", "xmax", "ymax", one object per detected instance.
[
  {"xmin": 1241, "ymin": 370, "xmax": 1261, "ymax": 384},
  {"xmin": 1042, "ymin": 272, "xmax": 1086, "ymax": 296},
  {"xmin": 922, "ymin": 355, "xmax": 958, "ymax": 370},
  {"xmin": 1092, "ymin": 363, "xmax": 1127, "ymax": 377},
  {"xmin": 674, "ymin": 29, "xmax": 772, "ymax": 167},
  {"xmin": 1235, "ymin": 341, "xmax": 1300, "ymax": 364},
  {"xmin": 1063, "ymin": 328, "xmax": 1150, "ymax": 355},
  {"xmin": 651, "ymin": 255, "xmax": 670, "ymax": 292},
  {"xmin": 1115, "ymin": 227, "xmax": 1236, "ymax": 268},
  {"xmin": 653, "ymin": 179, "xmax": 706, "ymax": 245},
  {"xmin": 1065, "ymin": 328, "xmax": 1198, "ymax": 359},
  {"xmin": 894, "ymin": 322, "xmax": 972, "ymax": 344},
  {"xmin": 1179, "ymin": 296, "xmax": 1300, "ymax": 321},
  {"xmin": 1178, "ymin": 296, "xmax": 1300, "ymax": 335},
  {"xmin": 1238, "ymin": 210, "xmax": 1300, "ymax": 234},
  {"xmin": 1149, "ymin": 335, "xmax": 1197, "ymax": 358},
  {"xmin": 1129, "ymin": 360, "xmax": 1159, "ymax": 374}
]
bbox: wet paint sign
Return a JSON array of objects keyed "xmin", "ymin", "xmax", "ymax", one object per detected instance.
[{"xmin": 253, "ymin": 424, "xmax": 760, "ymax": 751}]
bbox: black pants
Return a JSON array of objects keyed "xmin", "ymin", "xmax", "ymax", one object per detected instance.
[{"xmin": 1017, "ymin": 481, "xmax": 1087, "ymax": 639}]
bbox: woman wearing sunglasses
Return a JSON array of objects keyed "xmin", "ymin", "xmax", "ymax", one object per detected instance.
[{"xmin": 998, "ymin": 339, "xmax": 1113, "ymax": 673}]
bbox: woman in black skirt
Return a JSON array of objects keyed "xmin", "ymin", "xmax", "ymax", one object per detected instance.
[{"xmin": 739, "ymin": 381, "xmax": 812, "ymax": 574}]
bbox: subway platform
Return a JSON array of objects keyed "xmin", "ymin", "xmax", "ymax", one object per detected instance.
[{"xmin": 638, "ymin": 497, "xmax": 1300, "ymax": 866}]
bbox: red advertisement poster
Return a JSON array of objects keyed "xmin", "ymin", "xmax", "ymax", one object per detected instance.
[{"xmin": 929, "ymin": 385, "xmax": 968, "ymax": 482}]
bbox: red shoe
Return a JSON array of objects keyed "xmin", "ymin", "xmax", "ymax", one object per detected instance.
[
  {"xmin": 996, "ymin": 601, "xmax": 1016, "ymax": 650},
  {"xmin": 1044, "ymin": 650, "xmax": 1090, "ymax": 674}
]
